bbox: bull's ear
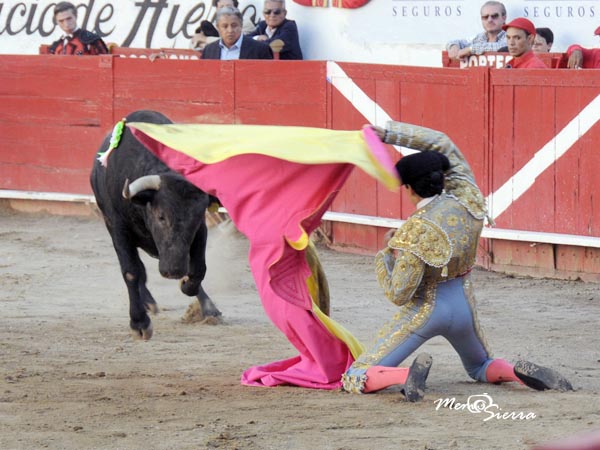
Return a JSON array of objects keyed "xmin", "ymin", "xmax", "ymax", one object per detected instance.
[{"xmin": 130, "ymin": 190, "xmax": 157, "ymax": 206}]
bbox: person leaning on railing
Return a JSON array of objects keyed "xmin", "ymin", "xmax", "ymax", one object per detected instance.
[
  {"xmin": 446, "ymin": 1, "xmax": 507, "ymax": 61},
  {"xmin": 248, "ymin": 0, "xmax": 303, "ymax": 60},
  {"xmin": 566, "ymin": 26, "xmax": 600, "ymax": 69}
]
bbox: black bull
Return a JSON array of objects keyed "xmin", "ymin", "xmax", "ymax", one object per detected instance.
[
  {"xmin": 90, "ymin": 110, "xmax": 221, "ymax": 340},
  {"xmin": 91, "ymin": 110, "xmax": 331, "ymax": 339}
]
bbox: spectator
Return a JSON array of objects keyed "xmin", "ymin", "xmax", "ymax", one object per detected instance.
[
  {"xmin": 248, "ymin": 0, "xmax": 303, "ymax": 60},
  {"xmin": 190, "ymin": 19, "xmax": 221, "ymax": 51},
  {"xmin": 48, "ymin": 2, "xmax": 108, "ymax": 55},
  {"xmin": 191, "ymin": 0, "xmax": 256, "ymax": 50},
  {"xmin": 566, "ymin": 26, "xmax": 600, "ymax": 69},
  {"xmin": 503, "ymin": 18, "xmax": 547, "ymax": 68},
  {"xmin": 446, "ymin": 1, "xmax": 507, "ymax": 61},
  {"xmin": 202, "ymin": 7, "xmax": 273, "ymax": 60},
  {"xmin": 533, "ymin": 27, "xmax": 554, "ymax": 53}
]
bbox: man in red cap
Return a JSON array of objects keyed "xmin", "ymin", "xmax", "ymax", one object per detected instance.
[
  {"xmin": 503, "ymin": 17, "xmax": 547, "ymax": 68},
  {"xmin": 566, "ymin": 26, "xmax": 600, "ymax": 69}
]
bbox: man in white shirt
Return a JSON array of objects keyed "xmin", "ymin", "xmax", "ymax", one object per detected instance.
[{"xmin": 201, "ymin": 8, "xmax": 273, "ymax": 60}]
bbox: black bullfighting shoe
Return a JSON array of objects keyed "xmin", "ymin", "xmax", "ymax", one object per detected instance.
[
  {"xmin": 403, "ymin": 353, "xmax": 433, "ymax": 402},
  {"xmin": 513, "ymin": 360, "xmax": 573, "ymax": 392}
]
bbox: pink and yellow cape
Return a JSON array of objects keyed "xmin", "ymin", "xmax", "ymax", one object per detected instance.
[{"xmin": 128, "ymin": 123, "xmax": 398, "ymax": 389}]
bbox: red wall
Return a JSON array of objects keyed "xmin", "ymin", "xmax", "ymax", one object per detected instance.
[{"xmin": 1, "ymin": 55, "xmax": 598, "ymax": 279}]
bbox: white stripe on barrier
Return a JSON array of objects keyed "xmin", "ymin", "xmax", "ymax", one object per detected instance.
[
  {"xmin": 325, "ymin": 61, "xmax": 600, "ymax": 245},
  {"xmin": 487, "ymin": 93, "xmax": 600, "ymax": 220},
  {"xmin": 321, "ymin": 211, "xmax": 600, "ymax": 248},
  {"xmin": 0, "ymin": 190, "xmax": 96, "ymax": 203},
  {"xmin": 326, "ymin": 61, "xmax": 416, "ymax": 156},
  {"xmin": 2, "ymin": 190, "xmax": 599, "ymax": 248}
]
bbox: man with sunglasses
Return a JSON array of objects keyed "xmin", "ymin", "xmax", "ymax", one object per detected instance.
[
  {"xmin": 446, "ymin": 1, "xmax": 507, "ymax": 61},
  {"xmin": 249, "ymin": 0, "xmax": 303, "ymax": 60}
]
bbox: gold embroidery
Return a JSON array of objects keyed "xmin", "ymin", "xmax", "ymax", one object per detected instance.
[
  {"xmin": 388, "ymin": 217, "xmax": 452, "ymax": 268},
  {"xmin": 350, "ymin": 283, "xmax": 437, "ymax": 373},
  {"xmin": 463, "ymin": 275, "xmax": 492, "ymax": 357},
  {"xmin": 445, "ymin": 178, "xmax": 487, "ymax": 220},
  {"xmin": 341, "ymin": 373, "xmax": 367, "ymax": 393}
]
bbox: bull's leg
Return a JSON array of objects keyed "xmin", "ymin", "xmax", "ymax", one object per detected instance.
[
  {"xmin": 137, "ymin": 261, "xmax": 159, "ymax": 314},
  {"xmin": 181, "ymin": 221, "xmax": 222, "ymax": 319},
  {"xmin": 110, "ymin": 232, "xmax": 154, "ymax": 339}
]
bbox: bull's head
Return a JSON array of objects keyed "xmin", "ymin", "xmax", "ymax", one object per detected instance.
[{"xmin": 122, "ymin": 174, "xmax": 209, "ymax": 280}]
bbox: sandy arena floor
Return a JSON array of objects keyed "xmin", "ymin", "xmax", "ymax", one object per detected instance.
[{"xmin": 1, "ymin": 208, "xmax": 599, "ymax": 450}]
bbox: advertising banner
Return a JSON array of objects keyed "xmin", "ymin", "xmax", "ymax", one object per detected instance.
[{"xmin": 0, "ymin": 1, "xmax": 597, "ymax": 65}]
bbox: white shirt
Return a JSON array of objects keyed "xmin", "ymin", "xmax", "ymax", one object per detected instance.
[
  {"xmin": 219, "ymin": 34, "xmax": 244, "ymax": 60},
  {"xmin": 417, "ymin": 195, "xmax": 439, "ymax": 210}
]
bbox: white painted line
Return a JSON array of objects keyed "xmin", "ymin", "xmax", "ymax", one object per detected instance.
[
  {"xmin": 0, "ymin": 190, "xmax": 96, "ymax": 203},
  {"xmin": 487, "ymin": 93, "xmax": 600, "ymax": 220},
  {"xmin": 2, "ymin": 190, "xmax": 598, "ymax": 248},
  {"xmin": 322, "ymin": 211, "xmax": 600, "ymax": 248},
  {"xmin": 326, "ymin": 62, "xmax": 600, "ymax": 240},
  {"xmin": 326, "ymin": 61, "xmax": 416, "ymax": 156}
]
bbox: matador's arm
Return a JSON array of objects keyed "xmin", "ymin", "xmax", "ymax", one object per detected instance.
[
  {"xmin": 374, "ymin": 122, "xmax": 487, "ymax": 219},
  {"xmin": 374, "ymin": 247, "xmax": 425, "ymax": 306}
]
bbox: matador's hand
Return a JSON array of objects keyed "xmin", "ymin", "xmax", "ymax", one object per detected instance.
[
  {"xmin": 383, "ymin": 228, "xmax": 396, "ymax": 246},
  {"xmin": 369, "ymin": 125, "xmax": 386, "ymax": 142}
]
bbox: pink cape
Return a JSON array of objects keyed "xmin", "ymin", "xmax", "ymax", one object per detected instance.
[{"xmin": 129, "ymin": 125, "xmax": 397, "ymax": 389}]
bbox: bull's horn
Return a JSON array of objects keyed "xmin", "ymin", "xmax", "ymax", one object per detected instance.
[{"xmin": 122, "ymin": 175, "xmax": 161, "ymax": 199}]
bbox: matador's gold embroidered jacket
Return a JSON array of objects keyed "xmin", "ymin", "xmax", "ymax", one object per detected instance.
[{"xmin": 375, "ymin": 122, "xmax": 487, "ymax": 306}]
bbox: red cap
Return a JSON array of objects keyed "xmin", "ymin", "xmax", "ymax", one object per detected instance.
[
  {"xmin": 595, "ymin": 26, "xmax": 600, "ymax": 36},
  {"xmin": 502, "ymin": 17, "xmax": 536, "ymax": 35}
]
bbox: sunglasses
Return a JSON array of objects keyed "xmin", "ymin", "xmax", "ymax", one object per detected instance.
[
  {"xmin": 263, "ymin": 8, "xmax": 283, "ymax": 15},
  {"xmin": 481, "ymin": 13, "xmax": 501, "ymax": 20}
]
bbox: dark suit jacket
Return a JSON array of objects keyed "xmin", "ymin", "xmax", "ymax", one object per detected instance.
[
  {"xmin": 248, "ymin": 19, "xmax": 303, "ymax": 60},
  {"xmin": 201, "ymin": 35, "xmax": 273, "ymax": 60}
]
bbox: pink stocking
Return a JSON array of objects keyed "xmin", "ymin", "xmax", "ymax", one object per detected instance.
[
  {"xmin": 364, "ymin": 366, "xmax": 410, "ymax": 393},
  {"xmin": 486, "ymin": 359, "xmax": 523, "ymax": 384}
]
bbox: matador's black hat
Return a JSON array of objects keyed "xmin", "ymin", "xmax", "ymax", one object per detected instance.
[{"xmin": 395, "ymin": 151, "xmax": 450, "ymax": 186}]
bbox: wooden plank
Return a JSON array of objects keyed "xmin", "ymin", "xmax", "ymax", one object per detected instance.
[
  {"xmin": 235, "ymin": 61, "xmax": 326, "ymax": 127},
  {"xmin": 489, "ymin": 82, "xmax": 515, "ymax": 229},
  {"xmin": 113, "ymin": 58, "xmax": 235, "ymax": 123},
  {"xmin": 0, "ymin": 55, "xmax": 112, "ymax": 194},
  {"xmin": 1, "ymin": 123, "xmax": 102, "ymax": 168},
  {"xmin": 509, "ymin": 84, "xmax": 556, "ymax": 232},
  {"xmin": 0, "ymin": 162, "xmax": 92, "ymax": 194},
  {"xmin": 491, "ymin": 240, "xmax": 554, "ymax": 269},
  {"xmin": 554, "ymin": 86, "xmax": 600, "ymax": 237}
]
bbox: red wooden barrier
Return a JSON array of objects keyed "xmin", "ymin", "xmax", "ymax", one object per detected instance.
[
  {"xmin": 328, "ymin": 63, "xmax": 490, "ymax": 255},
  {"xmin": 0, "ymin": 55, "xmax": 113, "ymax": 194},
  {"xmin": 486, "ymin": 69, "xmax": 600, "ymax": 277},
  {"xmin": 0, "ymin": 55, "xmax": 598, "ymax": 279}
]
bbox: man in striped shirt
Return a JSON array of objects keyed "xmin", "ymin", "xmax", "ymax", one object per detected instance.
[{"xmin": 446, "ymin": 1, "xmax": 507, "ymax": 61}]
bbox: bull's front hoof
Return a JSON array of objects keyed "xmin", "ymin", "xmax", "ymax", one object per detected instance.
[
  {"xmin": 179, "ymin": 276, "xmax": 200, "ymax": 297},
  {"xmin": 130, "ymin": 322, "xmax": 154, "ymax": 341},
  {"xmin": 181, "ymin": 301, "xmax": 224, "ymax": 325}
]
